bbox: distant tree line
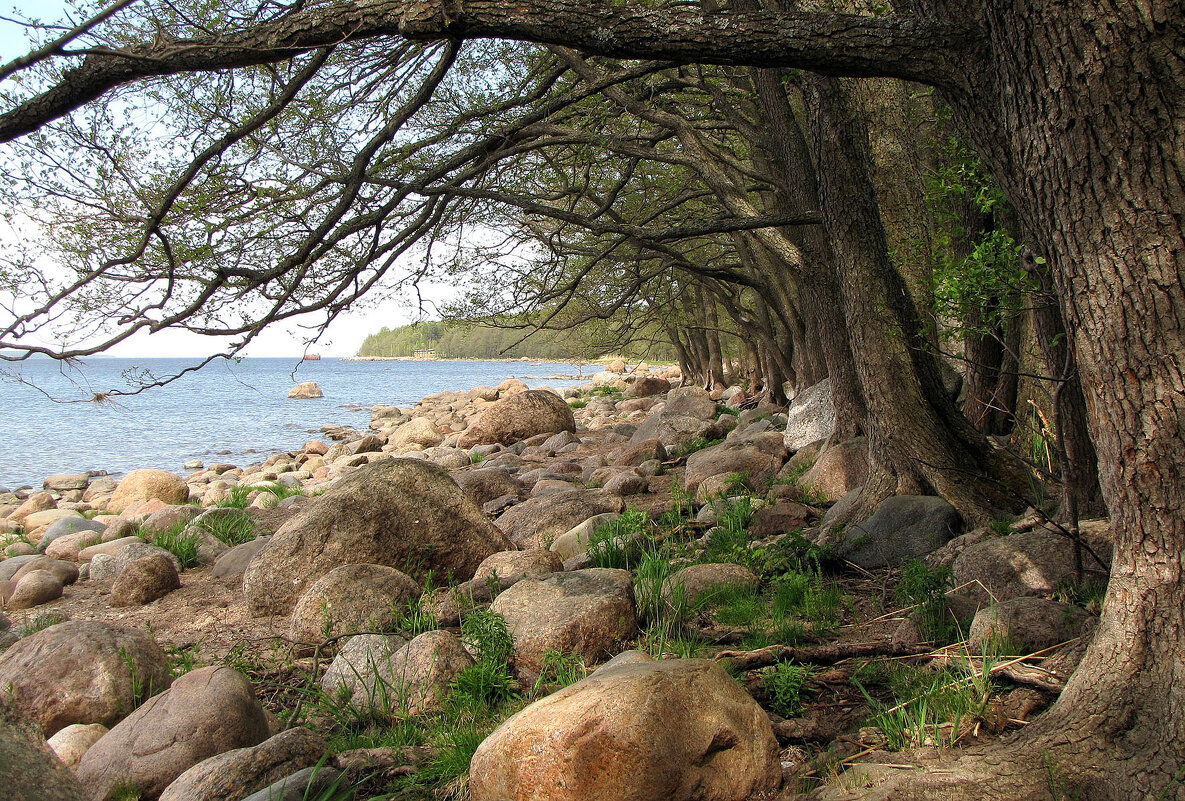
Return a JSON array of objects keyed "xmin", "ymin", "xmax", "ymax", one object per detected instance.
[{"xmin": 357, "ymin": 319, "xmax": 680, "ymax": 362}]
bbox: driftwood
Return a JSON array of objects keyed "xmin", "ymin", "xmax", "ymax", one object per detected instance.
[{"xmin": 715, "ymin": 641, "xmax": 932, "ymax": 671}]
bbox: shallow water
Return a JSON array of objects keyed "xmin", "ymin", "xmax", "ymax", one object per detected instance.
[{"xmin": 0, "ymin": 356, "xmax": 588, "ymax": 488}]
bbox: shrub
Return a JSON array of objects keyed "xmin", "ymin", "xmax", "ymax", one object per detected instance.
[{"xmin": 764, "ymin": 661, "xmax": 814, "ymax": 717}]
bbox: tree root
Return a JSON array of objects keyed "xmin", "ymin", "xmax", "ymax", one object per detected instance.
[{"xmin": 715, "ymin": 641, "xmax": 931, "ymax": 670}]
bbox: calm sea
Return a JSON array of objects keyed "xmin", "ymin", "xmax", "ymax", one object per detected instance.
[{"xmin": 0, "ymin": 357, "xmax": 589, "ymax": 489}]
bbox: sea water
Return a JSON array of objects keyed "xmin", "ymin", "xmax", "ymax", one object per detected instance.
[{"xmin": 0, "ymin": 357, "xmax": 590, "ymax": 488}]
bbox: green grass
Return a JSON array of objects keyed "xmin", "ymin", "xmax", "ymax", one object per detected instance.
[
  {"xmin": 198, "ymin": 509, "xmax": 256, "ymax": 546},
  {"xmin": 149, "ymin": 523, "xmax": 200, "ymax": 569},
  {"xmin": 532, "ymin": 649, "xmax": 587, "ymax": 693},
  {"xmin": 586, "ymin": 508, "xmax": 655, "ymax": 569},
  {"xmin": 896, "ymin": 559, "xmax": 958, "ymax": 643},
  {"xmin": 854, "ymin": 655, "xmax": 1000, "ymax": 750},
  {"xmin": 388, "ymin": 593, "xmax": 440, "ymax": 637},
  {"xmin": 671, "ymin": 436, "xmax": 723, "ymax": 460},
  {"xmin": 764, "ymin": 661, "xmax": 815, "ymax": 717}
]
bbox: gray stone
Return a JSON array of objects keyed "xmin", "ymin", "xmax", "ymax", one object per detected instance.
[
  {"xmin": 211, "ymin": 536, "xmax": 271, "ymax": 581},
  {"xmin": 783, "ymin": 378, "xmax": 835, "ymax": 452},
  {"xmin": 837, "ymin": 496, "xmax": 962, "ymax": 569},
  {"xmin": 240, "ymin": 766, "xmax": 343, "ymax": 801},
  {"xmin": 159, "ymin": 727, "xmax": 328, "ymax": 801},
  {"xmin": 38, "ymin": 517, "xmax": 106, "ymax": 554}
]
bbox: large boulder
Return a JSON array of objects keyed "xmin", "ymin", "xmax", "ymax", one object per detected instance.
[
  {"xmin": 7, "ymin": 569, "xmax": 64, "ymax": 609},
  {"xmin": 110, "ymin": 555, "xmax": 181, "ymax": 607},
  {"xmin": 683, "ymin": 434, "xmax": 787, "ymax": 495},
  {"xmin": 473, "ymin": 549, "xmax": 563, "ymax": 583},
  {"xmin": 458, "ymin": 390, "xmax": 576, "ymax": 448},
  {"xmin": 628, "ymin": 375, "xmax": 672, "ymax": 397},
  {"xmin": 0, "ymin": 699, "xmax": 87, "ymax": 801},
  {"xmin": 490, "ymin": 568, "xmax": 638, "ymax": 676},
  {"xmin": 953, "ymin": 528, "xmax": 1111, "ymax": 603},
  {"xmin": 288, "ymin": 564, "xmax": 419, "ymax": 645},
  {"xmin": 243, "ymin": 459, "xmax": 510, "ymax": 616},
  {"xmin": 469, "ymin": 657, "xmax": 781, "ymax": 801},
  {"xmin": 801, "ymin": 437, "xmax": 868, "ymax": 501},
  {"xmin": 783, "ymin": 378, "xmax": 835, "ymax": 451},
  {"xmin": 158, "ymin": 728, "xmax": 328, "ymax": 801},
  {"xmin": 968, "ymin": 597, "xmax": 1095, "ymax": 653},
  {"xmin": 494, "ymin": 489, "xmax": 624, "ymax": 550},
  {"xmin": 387, "ymin": 417, "xmax": 444, "ymax": 449},
  {"xmin": 837, "ymin": 496, "xmax": 961, "ymax": 569},
  {"xmin": 107, "ymin": 470, "xmax": 189, "ymax": 515},
  {"xmin": 76, "ymin": 666, "xmax": 269, "ymax": 801},
  {"xmin": 0, "ymin": 621, "xmax": 171, "ymax": 736},
  {"xmin": 628, "ymin": 387, "xmax": 719, "ymax": 450}
]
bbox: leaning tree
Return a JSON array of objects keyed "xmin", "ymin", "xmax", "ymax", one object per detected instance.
[{"xmin": 0, "ymin": 0, "xmax": 1181, "ymax": 795}]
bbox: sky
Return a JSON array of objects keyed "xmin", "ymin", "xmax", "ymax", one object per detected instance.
[{"xmin": 0, "ymin": 1, "xmax": 450, "ymax": 358}]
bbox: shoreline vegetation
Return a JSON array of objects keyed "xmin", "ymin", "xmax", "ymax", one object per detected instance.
[{"xmin": 0, "ymin": 363, "xmax": 1104, "ymax": 799}]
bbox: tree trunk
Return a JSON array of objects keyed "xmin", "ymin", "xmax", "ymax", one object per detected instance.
[{"xmin": 805, "ymin": 72, "xmax": 1024, "ymax": 526}]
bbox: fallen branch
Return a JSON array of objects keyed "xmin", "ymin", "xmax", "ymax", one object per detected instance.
[{"xmin": 715, "ymin": 641, "xmax": 931, "ymax": 670}]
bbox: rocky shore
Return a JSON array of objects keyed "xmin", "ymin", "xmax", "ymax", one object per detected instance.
[{"xmin": 0, "ymin": 360, "xmax": 1108, "ymax": 800}]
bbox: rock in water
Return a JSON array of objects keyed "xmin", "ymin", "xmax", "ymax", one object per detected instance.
[
  {"xmin": 0, "ymin": 621, "xmax": 171, "ymax": 736},
  {"xmin": 287, "ymin": 382, "xmax": 324, "ymax": 399},
  {"xmin": 458, "ymin": 390, "xmax": 576, "ymax": 448},
  {"xmin": 469, "ymin": 658, "xmax": 781, "ymax": 801},
  {"xmin": 76, "ymin": 666, "xmax": 269, "ymax": 801},
  {"xmin": 244, "ymin": 459, "xmax": 510, "ymax": 616}
]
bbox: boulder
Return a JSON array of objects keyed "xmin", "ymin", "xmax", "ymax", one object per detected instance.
[
  {"xmin": 801, "ymin": 437, "xmax": 868, "ymax": 501},
  {"xmin": 48, "ymin": 722, "xmax": 110, "ymax": 769},
  {"xmin": 783, "ymin": 378, "xmax": 835, "ymax": 451},
  {"xmin": 458, "ymin": 390, "xmax": 576, "ymax": 448},
  {"xmin": 141, "ymin": 505, "xmax": 200, "ymax": 536},
  {"xmin": 76, "ymin": 666, "xmax": 269, "ymax": 801},
  {"xmin": 22, "ymin": 508, "xmax": 82, "ymax": 531},
  {"xmin": 8, "ymin": 492, "xmax": 55, "ymax": 525},
  {"xmin": 953, "ymin": 529, "xmax": 1111, "ymax": 603},
  {"xmin": 490, "ymin": 568, "xmax": 638, "ymax": 676},
  {"xmin": 244, "ymin": 459, "xmax": 509, "ymax": 616},
  {"xmin": 158, "ymin": 728, "xmax": 328, "ymax": 801},
  {"xmin": 748, "ymin": 500, "xmax": 815, "ymax": 538},
  {"xmin": 666, "ymin": 563, "xmax": 759, "ymax": 607},
  {"xmin": 108, "ymin": 541, "xmax": 181, "ymax": 575},
  {"xmin": 628, "ymin": 375, "xmax": 672, "ymax": 397},
  {"xmin": 320, "ymin": 634, "xmax": 408, "ymax": 701},
  {"xmin": 0, "ymin": 621, "xmax": 171, "ymax": 736},
  {"xmin": 683, "ymin": 434, "xmax": 786, "ymax": 495},
  {"xmin": 211, "ymin": 536, "xmax": 271, "ymax": 582},
  {"xmin": 469, "ymin": 658, "xmax": 781, "ymax": 801},
  {"xmin": 108, "ymin": 470, "xmax": 189, "ymax": 515},
  {"xmin": 10, "ymin": 556, "xmax": 79, "ymax": 586},
  {"xmin": 494, "ymin": 489, "xmax": 624, "ymax": 550},
  {"xmin": 360, "ymin": 630, "xmax": 473, "ymax": 716},
  {"xmin": 606, "ymin": 359, "xmax": 627, "ymax": 373},
  {"xmin": 496, "ymin": 378, "xmax": 529, "ymax": 395},
  {"xmin": 663, "ymin": 386, "xmax": 718, "ymax": 419},
  {"xmin": 7, "ymin": 569, "xmax": 64, "ymax": 609},
  {"xmin": 110, "ymin": 555, "xmax": 181, "ymax": 607},
  {"xmin": 837, "ymin": 496, "xmax": 961, "ymax": 569},
  {"xmin": 38, "ymin": 518, "xmax": 106, "ymax": 554},
  {"xmin": 287, "ymin": 382, "xmax": 323, "ymax": 399},
  {"xmin": 0, "ymin": 555, "xmax": 38, "ymax": 582},
  {"xmin": 548, "ymin": 513, "xmax": 618, "ymax": 561},
  {"xmin": 629, "ymin": 411, "xmax": 715, "ymax": 451},
  {"xmin": 452, "ymin": 468, "xmax": 522, "ymax": 507},
  {"xmin": 288, "ymin": 564, "xmax": 419, "ymax": 645},
  {"xmin": 473, "ymin": 549, "xmax": 563, "ymax": 583},
  {"xmin": 968, "ymin": 597, "xmax": 1094, "ymax": 653},
  {"xmin": 45, "ymin": 530, "xmax": 109, "ymax": 561},
  {"xmin": 603, "ymin": 471, "xmax": 649, "ymax": 496},
  {"xmin": 44, "ymin": 474, "xmax": 90, "ymax": 492},
  {"xmin": 610, "ymin": 439, "xmax": 667, "ymax": 466},
  {"xmin": 0, "ymin": 699, "xmax": 87, "ymax": 800}
]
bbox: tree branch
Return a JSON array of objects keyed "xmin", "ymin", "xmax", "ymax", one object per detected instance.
[{"xmin": 0, "ymin": 1, "xmax": 980, "ymax": 142}]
